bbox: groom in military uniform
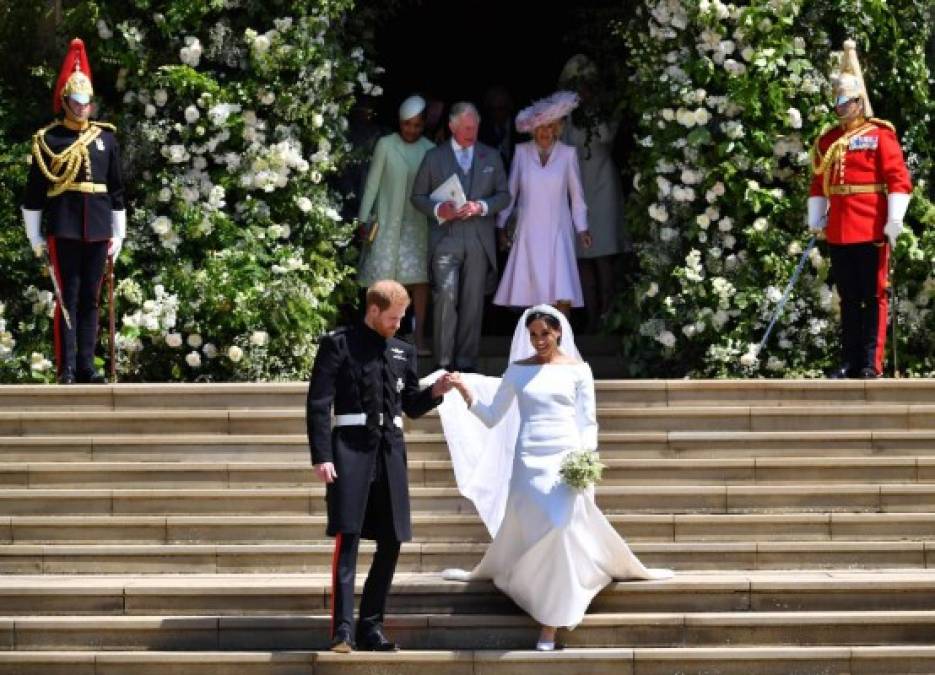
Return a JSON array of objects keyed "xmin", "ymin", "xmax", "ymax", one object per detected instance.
[
  {"xmin": 307, "ymin": 280, "xmax": 455, "ymax": 653},
  {"xmin": 21, "ymin": 38, "xmax": 126, "ymax": 384}
]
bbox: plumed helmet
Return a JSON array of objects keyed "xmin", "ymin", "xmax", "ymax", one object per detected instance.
[
  {"xmin": 830, "ymin": 39, "xmax": 872, "ymax": 117},
  {"xmin": 53, "ymin": 38, "xmax": 94, "ymax": 114}
]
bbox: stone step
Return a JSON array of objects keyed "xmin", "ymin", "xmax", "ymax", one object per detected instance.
[
  {"xmin": 1, "ymin": 484, "xmax": 935, "ymax": 515},
  {"xmin": 3, "ymin": 379, "xmax": 934, "ymax": 410},
  {"xmin": 3, "ymin": 610, "xmax": 935, "ymax": 650},
  {"xmin": 3, "ymin": 646, "xmax": 933, "ymax": 675},
  {"xmin": 404, "ymin": 404, "xmax": 935, "ymax": 434},
  {"xmin": 0, "ymin": 541, "xmax": 930, "ymax": 575},
  {"xmin": 4, "ymin": 511, "xmax": 935, "ymax": 546},
  {"xmin": 2, "ymin": 404, "xmax": 935, "ymax": 437},
  {"xmin": 0, "ymin": 456, "xmax": 931, "ymax": 489},
  {"xmin": 2, "ymin": 430, "xmax": 933, "ymax": 463},
  {"xmin": 0, "ymin": 571, "xmax": 933, "ymax": 615}
]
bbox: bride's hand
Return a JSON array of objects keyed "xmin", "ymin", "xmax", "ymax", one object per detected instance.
[{"xmin": 448, "ymin": 372, "xmax": 473, "ymax": 406}]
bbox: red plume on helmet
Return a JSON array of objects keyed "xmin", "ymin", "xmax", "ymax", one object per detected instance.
[{"xmin": 52, "ymin": 38, "xmax": 94, "ymax": 114}]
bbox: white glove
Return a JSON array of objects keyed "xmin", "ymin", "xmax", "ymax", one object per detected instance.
[
  {"xmin": 885, "ymin": 193, "xmax": 911, "ymax": 248},
  {"xmin": 806, "ymin": 196, "xmax": 827, "ymax": 232},
  {"xmin": 884, "ymin": 220, "xmax": 903, "ymax": 248},
  {"xmin": 109, "ymin": 209, "xmax": 127, "ymax": 260},
  {"xmin": 21, "ymin": 208, "xmax": 45, "ymax": 257}
]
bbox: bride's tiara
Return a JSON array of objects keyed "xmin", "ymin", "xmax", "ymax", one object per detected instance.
[{"xmin": 526, "ymin": 304, "xmax": 564, "ymax": 321}]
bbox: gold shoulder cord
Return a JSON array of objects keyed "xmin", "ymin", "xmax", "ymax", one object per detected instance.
[
  {"xmin": 811, "ymin": 121, "xmax": 876, "ymax": 197},
  {"xmin": 31, "ymin": 121, "xmax": 104, "ymax": 197}
]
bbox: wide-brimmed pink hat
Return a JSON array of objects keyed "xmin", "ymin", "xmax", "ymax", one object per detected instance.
[{"xmin": 515, "ymin": 90, "xmax": 579, "ymax": 133}]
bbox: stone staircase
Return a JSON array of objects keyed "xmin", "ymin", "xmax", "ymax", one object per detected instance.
[{"xmin": 0, "ymin": 380, "xmax": 934, "ymax": 674}]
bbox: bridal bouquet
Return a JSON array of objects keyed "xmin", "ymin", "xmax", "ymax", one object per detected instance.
[{"xmin": 559, "ymin": 450, "xmax": 605, "ymax": 490}]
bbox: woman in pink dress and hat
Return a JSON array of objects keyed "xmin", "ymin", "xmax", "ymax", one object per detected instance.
[{"xmin": 494, "ymin": 91, "xmax": 592, "ymax": 317}]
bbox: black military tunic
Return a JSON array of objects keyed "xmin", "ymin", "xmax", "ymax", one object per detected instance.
[
  {"xmin": 306, "ymin": 322, "xmax": 441, "ymax": 542},
  {"xmin": 23, "ymin": 121, "xmax": 125, "ymax": 240}
]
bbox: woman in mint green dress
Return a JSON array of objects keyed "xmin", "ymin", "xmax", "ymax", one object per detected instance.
[{"xmin": 358, "ymin": 95, "xmax": 434, "ymax": 351}]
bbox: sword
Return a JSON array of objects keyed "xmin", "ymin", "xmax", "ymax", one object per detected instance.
[
  {"xmin": 755, "ymin": 235, "xmax": 817, "ymax": 357},
  {"xmin": 107, "ymin": 255, "xmax": 117, "ymax": 383},
  {"xmin": 890, "ymin": 251, "xmax": 900, "ymax": 379},
  {"xmin": 42, "ymin": 249, "xmax": 72, "ymax": 330}
]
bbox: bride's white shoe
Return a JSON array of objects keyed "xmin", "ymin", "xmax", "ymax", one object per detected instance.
[
  {"xmin": 535, "ymin": 639, "xmax": 556, "ymax": 652},
  {"xmin": 441, "ymin": 568, "xmax": 472, "ymax": 582}
]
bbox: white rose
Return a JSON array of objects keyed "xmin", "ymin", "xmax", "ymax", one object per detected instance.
[
  {"xmin": 312, "ymin": 113, "xmax": 324, "ymax": 128},
  {"xmin": 296, "ymin": 196, "xmax": 313, "ymax": 213},
  {"xmin": 659, "ymin": 227, "xmax": 677, "ymax": 242},
  {"xmin": 645, "ymin": 282, "xmax": 659, "ymax": 298},
  {"xmin": 154, "ymin": 89, "xmax": 168, "ymax": 107},
  {"xmin": 260, "ymin": 91, "xmax": 276, "ymax": 105},
  {"xmin": 97, "ymin": 20, "xmax": 113, "ymax": 40},
  {"xmin": 184, "ymin": 105, "xmax": 200, "ymax": 124},
  {"xmin": 656, "ymin": 331, "xmax": 677, "ymax": 348},
  {"xmin": 696, "ymin": 214, "xmax": 711, "ymax": 229},
  {"xmin": 227, "ymin": 345, "xmax": 243, "ymax": 362},
  {"xmin": 203, "ymin": 343, "xmax": 218, "ymax": 359},
  {"xmin": 253, "ymin": 35, "xmax": 271, "ymax": 54},
  {"xmin": 165, "ymin": 332, "xmax": 183, "ymax": 348},
  {"xmin": 185, "ymin": 351, "xmax": 202, "ymax": 368},
  {"xmin": 739, "ymin": 350, "xmax": 759, "ymax": 367},
  {"xmin": 187, "ymin": 334, "xmax": 203, "ymax": 348},
  {"xmin": 718, "ymin": 217, "xmax": 733, "ymax": 232},
  {"xmin": 753, "ymin": 217, "xmax": 768, "ymax": 232},
  {"xmin": 150, "ymin": 216, "xmax": 172, "ymax": 235},
  {"xmin": 693, "ymin": 108, "xmax": 711, "ymax": 126},
  {"xmin": 661, "ymin": 108, "xmax": 675, "ymax": 121},
  {"xmin": 250, "ymin": 330, "xmax": 269, "ymax": 347}
]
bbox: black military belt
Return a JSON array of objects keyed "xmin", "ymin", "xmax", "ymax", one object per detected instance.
[{"xmin": 333, "ymin": 413, "xmax": 403, "ymax": 429}]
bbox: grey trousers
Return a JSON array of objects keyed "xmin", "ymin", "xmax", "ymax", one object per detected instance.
[{"xmin": 431, "ymin": 224, "xmax": 489, "ymax": 369}]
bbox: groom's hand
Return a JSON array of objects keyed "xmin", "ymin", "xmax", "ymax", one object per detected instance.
[
  {"xmin": 456, "ymin": 201, "xmax": 483, "ymax": 219},
  {"xmin": 313, "ymin": 462, "xmax": 337, "ymax": 484},
  {"xmin": 431, "ymin": 372, "xmax": 455, "ymax": 397}
]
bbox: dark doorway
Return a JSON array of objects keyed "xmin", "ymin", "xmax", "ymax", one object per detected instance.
[{"xmin": 371, "ymin": 0, "xmax": 585, "ymax": 125}]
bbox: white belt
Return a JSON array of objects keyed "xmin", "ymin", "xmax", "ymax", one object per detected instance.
[{"xmin": 333, "ymin": 413, "xmax": 403, "ymax": 429}]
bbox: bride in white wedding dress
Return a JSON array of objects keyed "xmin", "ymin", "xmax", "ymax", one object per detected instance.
[{"xmin": 437, "ymin": 305, "xmax": 672, "ymax": 651}]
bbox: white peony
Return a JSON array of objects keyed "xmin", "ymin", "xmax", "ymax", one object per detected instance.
[
  {"xmin": 185, "ymin": 351, "xmax": 202, "ymax": 368},
  {"xmin": 227, "ymin": 345, "xmax": 244, "ymax": 362},
  {"xmin": 165, "ymin": 333, "xmax": 183, "ymax": 348}
]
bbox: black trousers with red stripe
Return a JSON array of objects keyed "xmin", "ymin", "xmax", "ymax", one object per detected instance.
[
  {"xmin": 331, "ymin": 451, "xmax": 401, "ymax": 641},
  {"xmin": 48, "ymin": 237, "xmax": 109, "ymax": 378},
  {"xmin": 829, "ymin": 242, "xmax": 890, "ymax": 375}
]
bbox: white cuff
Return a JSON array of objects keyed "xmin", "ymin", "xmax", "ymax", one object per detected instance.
[
  {"xmin": 21, "ymin": 208, "xmax": 44, "ymax": 249},
  {"xmin": 433, "ymin": 202, "xmax": 446, "ymax": 224},
  {"xmin": 478, "ymin": 200, "xmax": 488, "ymax": 216},
  {"xmin": 112, "ymin": 209, "xmax": 127, "ymax": 239},
  {"xmin": 887, "ymin": 193, "xmax": 911, "ymax": 224},
  {"xmin": 806, "ymin": 196, "xmax": 827, "ymax": 230}
]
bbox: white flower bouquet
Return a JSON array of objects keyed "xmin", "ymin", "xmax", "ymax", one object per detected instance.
[{"xmin": 559, "ymin": 450, "xmax": 605, "ymax": 490}]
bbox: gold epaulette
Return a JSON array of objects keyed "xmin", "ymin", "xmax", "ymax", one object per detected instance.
[
  {"xmin": 869, "ymin": 118, "xmax": 896, "ymax": 133},
  {"xmin": 91, "ymin": 121, "xmax": 116, "ymax": 132}
]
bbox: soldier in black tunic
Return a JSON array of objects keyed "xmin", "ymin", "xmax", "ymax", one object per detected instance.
[
  {"xmin": 21, "ymin": 38, "xmax": 126, "ymax": 384},
  {"xmin": 307, "ymin": 280, "xmax": 454, "ymax": 652}
]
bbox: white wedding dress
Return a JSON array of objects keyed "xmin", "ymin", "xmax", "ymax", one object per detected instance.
[{"xmin": 441, "ymin": 360, "xmax": 671, "ymax": 628}]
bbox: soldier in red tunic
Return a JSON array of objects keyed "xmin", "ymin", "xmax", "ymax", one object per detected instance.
[
  {"xmin": 21, "ymin": 39, "xmax": 126, "ymax": 384},
  {"xmin": 808, "ymin": 40, "xmax": 912, "ymax": 379}
]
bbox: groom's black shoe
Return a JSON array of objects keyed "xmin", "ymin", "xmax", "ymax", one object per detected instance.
[
  {"xmin": 330, "ymin": 628, "xmax": 355, "ymax": 653},
  {"xmin": 356, "ymin": 628, "xmax": 399, "ymax": 652}
]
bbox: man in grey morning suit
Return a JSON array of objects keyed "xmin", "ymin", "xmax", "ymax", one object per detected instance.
[{"xmin": 411, "ymin": 102, "xmax": 510, "ymax": 372}]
